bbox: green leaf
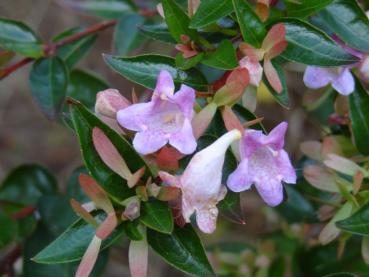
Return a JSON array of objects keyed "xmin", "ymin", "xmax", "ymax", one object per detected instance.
[
  {"xmin": 201, "ymin": 39, "xmax": 238, "ymax": 70},
  {"xmin": 279, "ymin": 18, "xmax": 359, "ymax": 66},
  {"xmin": 138, "ymin": 23, "xmax": 177, "ymax": 44},
  {"xmin": 0, "ymin": 211, "xmax": 18, "ymax": 248},
  {"xmin": 323, "ymin": 273, "xmax": 358, "ymax": 277},
  {"xmin": 114, "ymin": 13, "xmax": 146, "ymax": 55},
  {"xmin": 286, "ymin": 0, "xmax": 334, "ymax": 17},
  {"xmin": 349, "ymin": 78, "xmax": 369, "ymax": 155},
  {"xmin": 122, "ymin": 220, "xmax": 143, "ymax": 240},
  {"xmin": 233, "ymin": 104, "xmax": 265, "ymax": 131},
  {"xmin": 29, "ymin": 57, "xmax": 69, "ymax": 120},
  {"xmin": 63, "ymin": 0, "xmax": 135, "ymax": 19},
  {"xmin": 33, "ymin": 211, "xmax": 124, "ymax": 263},
  {"xmin": 70, "ymin": 101, "xmax": 150, "ymax": 202},
  {"xmin": 336, "ymin": 202, "xmax": 369, "ymax": 236},
  {"xmin": 53, "ymin": 27, "xmax": 97, "ymax": 69},
  {"xmin": 190, "ymin": 0, "xmax": 233, "ymax": 28},
  {"xmin": 319, "ymin": 0, "xmax": 369, "ymax": 52},
  {"xmin": 147, "ymin": 224, "xmax": 215, "ymax": 276},
  {"xmin": 139, "ymin": 200, "xmax": 173, "ymax": 234},
  {"xmin": 175, "ymin": 52, "xmax": 204, "ymax": 70},
  {"xmin": 0, "ymin": 18, "xmax": 43, "ymax": 58},
  {"xmin": 103, "ymin": 54, "xmax": 208, "ymax": 90},
  {"xmin": 0, "ymin": 164, "xmax": 57, "ymax": 206},
  {"xmin": 263, "ymin": 59, "xmax": 289, "ymax": 108},
  {"xmin": 161, "ymin": 0, "xmax": 199, "ymax": 43},
  {"xmin": 232, "ymin": 0, "xmax": 266, "ymax": 48}
]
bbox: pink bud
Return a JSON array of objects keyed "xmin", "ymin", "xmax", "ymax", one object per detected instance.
[
  {"xmin": 95, "ymin": 89, "xmax": 130, "ymax": 118},
  {"xmin": 123, "ymin": 197, "xmax": 141, "ymax": 221}
]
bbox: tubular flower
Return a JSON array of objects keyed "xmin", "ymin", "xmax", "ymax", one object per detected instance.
[
  {"xmin": 227, "ymin": 122, "xmax": 296, "ymax": 207},
  {"xmin": 117, "ymin": 70, "xmax": 197, "ymax": 155},
  {"xmin": 159, "ymin": 130, "xmax": 242, "ymax": 233}
]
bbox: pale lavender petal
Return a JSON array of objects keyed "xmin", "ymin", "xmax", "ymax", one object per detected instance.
[
  {"xmin": 331, "ymin": 68, "xmax": 355, "ymax": 95},
  {"xmin": 227, "ymin": 160, "xmax": 253, "ymax": 192},
  {"xmin": 117, "ymin": 102, "xmax": 153, "ymax": 131},
  {"xmin": 171, "ymin": 84, "xmax": 195, "ymax": 118},
  {"xmin": 196, "ymin": 207, "xmax": 218, "ymax": 234},
  {"xmin": 133, "ymin": 130, "xmax": 167, "ymax": 155},
  {"xmin": 169, "ymin": 119, "xmax": 197, "ymax": 154},
  {"xmin": 263, "ymin": 122, "xmax": 288, "ymax": 150},
  {"xmin": 303, "ymin": 66, "xmax": 333, "ymax": 89},
  {"xmin": 255, "ymin": 179, "xmax": 283, "ymax": 207},
  {"xmin": 276, "ymin": 150, "xmax": 297, "ymax": 184},
  {"xmin": 154, "ymin": 70, "xmax": 175, "ymax": 97}
]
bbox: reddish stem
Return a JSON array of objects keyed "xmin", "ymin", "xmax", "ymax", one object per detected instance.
[
  {"xmin": 11, "ymin": 206, "xmax": 36, "ymax": 220},
  {"xmin": 0, "ymin": 245, "xmax": 21, "ymax": 276}
]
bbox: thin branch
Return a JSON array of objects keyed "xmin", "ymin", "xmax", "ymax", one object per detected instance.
[
  {"xmin": 0, "ymin": 245, "xmax": 21, "ymax": 276},
  {"xmin": 0, "ymin": 19, "xmax": 117, "ymax": 80}
]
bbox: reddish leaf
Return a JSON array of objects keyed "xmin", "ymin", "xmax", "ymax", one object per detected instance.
[
  {"xmin": 262, "ymin": 23, "xmax": 286, "ymax": 52},
  {"xmin": 264, "ymin": 59, "xmax": 282, "ymax": 93},
  {"xmin": 76, "ymin": 236, "xmax": 102, "ymax": 277}
]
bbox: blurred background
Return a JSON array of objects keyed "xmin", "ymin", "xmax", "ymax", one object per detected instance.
[{"xmin": 0, "ymin": 0, "xmax": 322, "ymax": 276}]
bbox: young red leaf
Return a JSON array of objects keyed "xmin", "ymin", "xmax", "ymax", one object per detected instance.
[
  {"xmin": 262, "ymin": 23, "xmax": 286, "ymax": 52},
  {"xmin": 264, "ymin": 59, "xmax": 283, "ymax": 93},
  {"xmin": 129, "ymin": 238, "xmax": 148, "ymax": 277},
  {"xmin": 128, "ymin": 167, "xmax": 146, "ymax": 188}
]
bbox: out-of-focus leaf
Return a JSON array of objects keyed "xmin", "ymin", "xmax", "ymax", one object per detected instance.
[
  {"xmin": 147, "ymin": 224, "xmax": 215, "ymax": 276},
  {"xmin": 336, "ymin": 202, "xmax": 369, "ymax": 236},
  {"xmin": 161, "ymin": 0, "xmax": 199, "ymax": 43},
  {"xmin": 201, "ymin": 39, "xmax": 238, "ymax": 70},
  {"xmin": 263, "ymin": 59, "xmax": 289, "ymax": 108},
  {"xmin": 323, "ymin": 273, "xmax": 358, "ymax": 277},
  {"xmin": 70, "ymin": 102, "xmax": 150, "ymax": 202},
  {"xmin": 286, "ymin": 0, "xmax": 334, "ymax": 17},
  {"xmin": 114, "ymin": 13, "xmax": 146, "ymax": 55},
  {"xmin": 103, "ymin": 54, "xmax": 208, "ymax": 90},
  {"xmin": 190, "ymin": 0, "xmax": 233, "ymax": 28},
  {"xmin": 232, "ymin": 0, "xmax": 266, "ymax": 48},
  {"xmin": 319, "ymin": 0, "xmax": 369, "ymax": 52},
  {"xmin": 62, "ymin": 0, "xmax": 135, "ymax": 19},
  {"xmin": 140, "ymin": 200, "xmax": 173, "ymax": 234},
  {"xmin": 0, "ymin": 164, "xmax": 57, "ymax": 206},
  {"xmin": 33, "ymin": 211, "xmax": 124, "ymax": 263},
  {"xmin": 278, "ymin": 18, "xmax": 359, "ymax": 66},
  {"xmin": 0, "ymin": 50, "xmax": 15, "ymax": 67},
  {"xmin": 53, "ymin": 27, "xmax": 97, "ymax": 69},
  {"xmin": 29, "ymin": 57, "xmax": 69, "ymax": 120},
  {"xmin": 138, "ymin": 23, "xmax": 176, "ymax": 44},
  {"xmin": 348, "ymin": 78, "xmax": 369, "ymax": 155},
  {"xmin": 0, "ymin": 18, "xmax": 43, "ymax": 58},
  {"xmin": 0, "ymin": 211, "xmax": 18, "ymax": 248}
]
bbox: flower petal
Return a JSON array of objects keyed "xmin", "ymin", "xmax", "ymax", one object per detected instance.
[
  {"xmin": 303, "ymin": 66, "xmax": 333, "ymax": 89},
  {"xmin": 171, "ymin": 84, "xmax": 195, "ymax": 118},
  {"xmin": 196, "ymin": 207, "xmax": 218, "ymax": 234},
  {"xmin": 227, "ymin": 160, "xmax": 253, "ymax": 192},
  {"xmin": 154, "ymin": 70, "xmax": 175, "ymax": 97},
  {"xmin": 133, "ymin": 130, "xmax": 168, "ymax": 155},
  {"xmin": 331, "ymin": 68, "xmax": 355, "ymax": 95},
  {"xmin": 255, "ymin": 178, "xmax": 283, "ymax": 207},
  {"xmin": 169, "ymin": 119, "xmax": 197, "ymax": 154},
  {"xmin": 276, "ymin": 150, "xmax": 296, "ymax": 184},
  {"xmin": 117, "ymin": 102, "xmax": 154, "ymax": 132},
  {"xmin": 264, "ymin": 121, "xmax": 288, "ymax": 150}
]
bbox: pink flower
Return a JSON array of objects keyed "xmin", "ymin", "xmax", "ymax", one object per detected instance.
[
  {"xmin": 159, "ymin": 130, "xmax": 242, "ymax": 233},
  {"xmin": 117, "ymin": 70, "xmax": 196, "ymax": 155},
  {"xmin": 227, "ymin": 122, "xmax": 296, "ymax": 207}
]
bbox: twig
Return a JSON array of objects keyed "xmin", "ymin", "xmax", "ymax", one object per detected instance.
[
  {"xmin": 0, "ymin": 245, "xmax": 21, "ymax": 276},
  {"xmin": 0, "ymin": 19, "xmax": 117, "ymax": 80}
]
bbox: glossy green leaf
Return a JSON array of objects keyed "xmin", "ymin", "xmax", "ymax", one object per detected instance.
[
  {"xmin": 175, "ymin": 52, "xmax": 204, "ymax": 70},
  {"xmin": 140, "ymin": 200, "xmax": 173, "ymax": 234},
  {"xmin": 319, "ymin": 0, "xmax": 369, "ymax": 52},
  {"xmin": 122, "ymin": 220, "xmax": 143, "ymax": 241},
  {"xmin": 29, "ymin": 57, "xmax": 69, "ymax": 120},
  {"xmin": 53, "ymin": 27, "xmax": 97, "ymax": 69},
  {"xmin": 161, "ymin": 0, "xmax": 199, "ymax": 43},
  {"xmin": 0, "ymin": 164, "xmax": 57, "ymax": 206},
  {"xmin": 232, "ymin": 0, "xmax": 266, "ymax": 48},
  {"xmin": 147, "ymin": 225, "xmax": 215, "ymax": 276},
  {"xmin": 33, "ymin": 211, "xmax": 124, "ymax": 263},
  {"xmin": 349, "ymin": 78, "xmax": 369, "ymax": 155},
  {"xmin": 114, "ymin": 13, "xmax": 146, "ymax": 55},
  {"xmin": 63, "ymin": 0, "xmax": 135, "ymax": 19},
  {"xmin": 286, "ymin": 0, "xmax": 334, "ymax": 17},
  {"xmin": 263, "ymin": 59, "xmax": 289, "ymax": 108},
  {"xmin": 0, "ymin": 18, "xmax": 43, "ymax": 58},
  {"xmin": 233, "ymin": 104, "xmax": 265, "ymax": 131},
  {"xmin": 0, "ymin": 211, "xmax": 18, "ymax": 248},
  {"xmin": 279, "ymin": 18, "xmax": 359, "ymax": 66},
  {"xmin": 70, "ymin": 101, "xmax": 151, "ymax": 202},
  {"xmin": 336, "ymin": 202, "xmax": 369, "ymax": 236},
  {"xmin": 138, "ymin": 23, "xmax": 176, "ymax": 44},
  {"xmin": 201, "ymin": 39, "xmax": 238, "ymax": 70},
  {"xmin": 103, "ymin": 54, "xmax": 208, "ymax": 90},
  {"xmin": 190, "ymin": 0, "xmax": 233, "ymax": 28}
]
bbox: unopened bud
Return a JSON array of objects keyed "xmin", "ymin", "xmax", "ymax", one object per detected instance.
[{"xmin": 95, "ymin": 89, "xmax": 130, "ymax": 118}]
